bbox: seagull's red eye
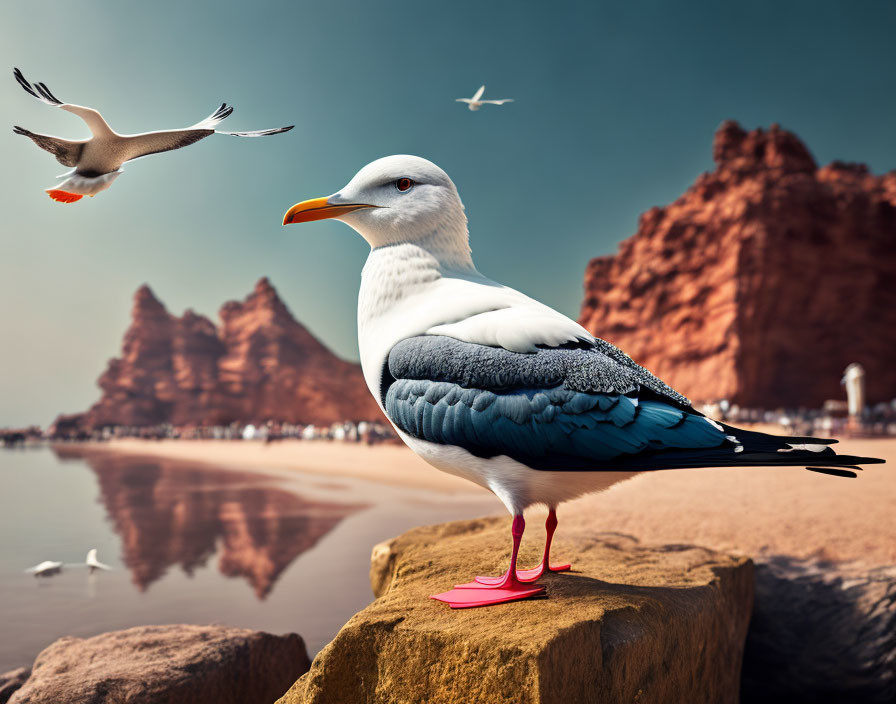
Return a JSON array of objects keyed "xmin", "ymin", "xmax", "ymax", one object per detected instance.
[{"xmin": 396, "ymin": 178, "xmax": 413, "ymax": 192}]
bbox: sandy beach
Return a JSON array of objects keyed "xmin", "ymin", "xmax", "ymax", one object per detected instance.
[
  {"xmin": 66, "ymin": 436, "xmax": 894, "ymax": 561},
  {"xmin": 67, "ymin": 439, "xmax": 489, "ymax": 495}
]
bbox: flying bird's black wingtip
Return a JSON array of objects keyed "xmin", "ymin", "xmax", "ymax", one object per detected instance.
[
  {"xmin": 36, "ymin": 81, "xmax": 62, "ymax": 105},
  {"xmin": 13, "ymin": 68, "xmax": 61, "ymax": 104},
  {"xmin": 213, "ymin": 103, "xmax": 233, "ymax": 121},
  {"xmin": 13, "ymin": 67, "xmax": 39, "ymax": 98}
]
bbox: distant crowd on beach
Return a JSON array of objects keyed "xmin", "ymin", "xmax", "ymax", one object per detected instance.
[
  {"xmin": 4, "ymin": 398, "xmax": 896, "ymax": 449},
  {"xmin": 697, "ymin": 398, "xmax": 896, "ymax": 439},
  {"xmin": 2, "ymin": 419, "xmax": 399, "ymax": 447}
]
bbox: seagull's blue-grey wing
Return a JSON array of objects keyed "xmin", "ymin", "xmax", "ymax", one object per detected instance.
[
  {"xmin": 383, "ymin": 335, "xmax": 866, "ymax": 473},
  {"xmin": 386, "ymin": 335, "xmax": 690, "ymax": 407},
  {"xmin": 384, "ymin": 335, "xmax": 730, "ymax": 471}
]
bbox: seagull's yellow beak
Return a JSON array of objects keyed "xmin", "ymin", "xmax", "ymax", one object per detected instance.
[{"xmin": 282, "ymin": 197, "xmax": 375, "ymax": 225}]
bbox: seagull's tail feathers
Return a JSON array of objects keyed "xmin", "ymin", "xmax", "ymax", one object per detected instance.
[
  {"xmin": 620, "ymin": 423, "xmax": 884, "ymax": 478},
  {"xmin": 47, "ymin": 169, "xmax": 123, "ymax": 201},
  {"xmin": 216, "ymin": 125, "xmax": 294, "ymax": 137},
  {"xmin": 192, "ymin": 103, "xmax": 234, "ymax": 129}
]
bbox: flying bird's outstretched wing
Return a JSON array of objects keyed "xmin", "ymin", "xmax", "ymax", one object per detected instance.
[
  {"xmin": 218, "ymin": 126, "xmax": 294, "ymax": 137},
  {"xmin": 472, "ymin": 85, "xmax": 486, "ymax": 101},
  {"xmin": 455, "ymin": 98, "xmax": 474, "ymax": 104},
  {"xmin": 480, "ymin": 99, "xmax": 514, "ymax": 105},
  {"xmin": 12, "ymin": 125, "xmax": 82, "ymax": 166},
  {"xmin": 14, "ymin": 68, "xmax": 112, "ymax": 137},
  {"xmin": 123, "ymin": 103, "xmax": 293, "ymax": 161}
]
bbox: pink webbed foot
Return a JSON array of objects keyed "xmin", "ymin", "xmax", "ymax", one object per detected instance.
[
  {"xmin": 430, "ymin": 514, "xmax": 546, "ymax": 608},
  {"xmin": 430, "ymin": 581, "xmax": 545, "ymax": 608}
]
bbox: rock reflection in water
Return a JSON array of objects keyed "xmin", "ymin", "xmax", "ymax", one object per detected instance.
[{"xmin": 54, "ymin": 448, "xmax": 366, "ymax": 599}]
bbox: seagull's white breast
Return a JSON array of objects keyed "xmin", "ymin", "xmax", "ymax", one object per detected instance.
[{"xmin": 357, "ymin": 243, "xmax": 594, "ymax": 408}]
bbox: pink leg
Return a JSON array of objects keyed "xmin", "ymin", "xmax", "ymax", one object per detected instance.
[
  {"xmin": 430, "ymin": 515, "xmax": 545, "ymax": 608},
  {"xmin": 472, "ymin": 508, "xmax": 571, "ymax": 585}
]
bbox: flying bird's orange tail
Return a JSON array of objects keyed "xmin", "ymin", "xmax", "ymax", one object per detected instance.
[{"xmin": 46, "ymin": 189, "xmax": 83, "ymax": 203}]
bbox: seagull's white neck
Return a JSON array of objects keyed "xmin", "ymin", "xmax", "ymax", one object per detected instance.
[
  {"xmin": 356, "ymin": 221, "xmax": 482, "ymax": 402},
  {"xmin": 349, "ymin": 200, "xmax": 474, "ymax": 272},
  {"xmin": 402, "ymin": 223, "xmax": 475, "ymax": 272}
]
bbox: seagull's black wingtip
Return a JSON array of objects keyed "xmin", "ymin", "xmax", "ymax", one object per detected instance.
[{"xmin": 805, "ymin": 466, "xmax": 858, "ymax": 479}]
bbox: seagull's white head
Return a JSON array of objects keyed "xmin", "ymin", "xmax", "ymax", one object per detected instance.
[{"xmin": 283, "ymin": 155, "xmax": 471, "ymax": 266}]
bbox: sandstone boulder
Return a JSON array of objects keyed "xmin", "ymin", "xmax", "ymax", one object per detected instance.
[
  {"xmin": 0, "ymin": 669, "xmax": 29, "ymax": 704},
  {"xmin": 279, "ymin": 517, "xmax": 753, "ymax": 704},
  {"xmin": 9, "ymin": 624, "xmax": 310, "ymax": 704}
]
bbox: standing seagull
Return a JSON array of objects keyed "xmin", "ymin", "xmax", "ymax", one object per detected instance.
[
  {"xmin": 456, "ymin": 85, "xmax": 513, "ymax": 111},
  {"xmin": 282, "ymin": 155, "xmax": 883, "ymax": 608},
  {"xmin": 12, "ymin": 68, "xmax": 293, "ymax": 203}
]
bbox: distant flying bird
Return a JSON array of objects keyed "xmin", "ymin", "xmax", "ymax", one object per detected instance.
[
  {"xmin": 12, "ymin": 67, "xmax": 294, "ymax": 203},
  {"xmin": 25, "ymin": 560, "xmax": 63, "ymax": 578},
  {"xmin": 282, "ymin": 155, "xmax": 885, "ymax": 608},
  {"xmin": 455, "ymin": 85, "xmax": 513, "ymax": 111},
  {"xmin": 85, "ymin": 549, "xmax": 111, "ymax": 572}
]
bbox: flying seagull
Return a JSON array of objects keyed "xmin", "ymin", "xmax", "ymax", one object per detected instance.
[
  {"xmin": 282, "ymin": 155, "xmax": 884, "ymax": 608},
  {"xmin": 12, "ymin": 67, "xmax": 293, "ymax": 203},
  {"xmin": 456, "ymin": 85, "xmax": 513, "ymax": 111}
]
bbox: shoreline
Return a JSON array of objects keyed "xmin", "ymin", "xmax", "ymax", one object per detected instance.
[{"xmin": 59, "ymin": 438, "xmax": 489, "ymax": 495}]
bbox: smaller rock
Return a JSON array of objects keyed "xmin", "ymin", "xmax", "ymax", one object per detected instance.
[
  {"xmin": 9, "ymin": 624, "xmax": 311, "ymax": 704},
  {"xmin": 0, "ymin": 668, "xmax": 29, "ymax": 704}
]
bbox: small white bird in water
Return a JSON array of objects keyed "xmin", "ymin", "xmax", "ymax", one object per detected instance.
[
  {"xmin": 12, "ymin": 67, "xmax": 293, "ymax": 203},
  {"xmin": 25, "ymin": 549, "xmax": 111, "ymax": 577},
  {"xmin": 85, "ymin": 549, "xmax": 112, "ymax": 572},
  {"xmin": 282, "ymin": 155, "xmax": 883, "ymax": 608},
  {"xmin": 455, "ymin": 85, "xmax": 513, "ymax": 111},
  {"xmin": 25, "ymin": 560, "xmax": 63, "ymax": 578}
]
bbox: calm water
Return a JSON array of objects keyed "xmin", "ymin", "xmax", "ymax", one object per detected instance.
[{"xmin": 0, "ymin": 446, "xmax": 501, "ymax": 672}]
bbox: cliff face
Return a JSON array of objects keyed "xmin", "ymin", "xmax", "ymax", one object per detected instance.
[
  {"xmin": 579, "ymin": 121, "xmax": 896, "ymax": 407},
  {"xmin": 77, "ymin": 279, "xmax": 381, "ymax": 428}
]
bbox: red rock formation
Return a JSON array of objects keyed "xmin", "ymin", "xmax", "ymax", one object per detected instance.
[
  {"xmin": 215, "ymin": 278, "xmax": 377, "ymax": 425},
  {"xmin": 579, "ymin": 121, "xmax": 896, "ymax": 407},
  {"xmin": 74, "ymin": 278, "xmax": 382, "ymax": 428}
]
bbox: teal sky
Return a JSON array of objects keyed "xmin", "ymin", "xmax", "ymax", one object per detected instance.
[{"xmin": 1, "ymin": 1, "xmax": 895, "ymax": 426}]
